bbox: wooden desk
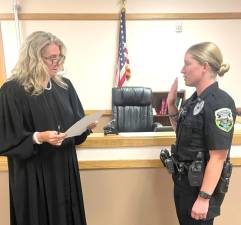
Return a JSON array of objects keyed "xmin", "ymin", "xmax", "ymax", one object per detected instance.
[
  {"xmin": 79, "ymin": 132, "xmax": 176, "ymax": 148},
  {"xmin": 1, "ymin": 129, "xmax": 241, "ymax": 171}
]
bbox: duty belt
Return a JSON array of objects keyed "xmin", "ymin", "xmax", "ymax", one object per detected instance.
[
  {"xmin": 172, "ymin": 157, "xmax": 191, "ymax": 174},
  {"xmin": 160, "ymin": 149, "xmax": 206, "ymax": 186}
]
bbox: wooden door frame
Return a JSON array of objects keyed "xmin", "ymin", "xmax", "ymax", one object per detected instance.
[{"xmin": 0, "ymin": 23, "xmax": 6, "ymax": 86}]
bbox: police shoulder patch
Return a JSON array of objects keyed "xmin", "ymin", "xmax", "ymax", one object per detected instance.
[{"xmin": 215, "ymin": 108, "xmax": 233, "ymax": 132}]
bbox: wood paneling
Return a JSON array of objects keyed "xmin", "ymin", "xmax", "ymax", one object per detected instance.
[
  {"xmin": 236, "ymin": 116, "xmax": 241, "ymax": 123},
  {"xmin": 78, "ymin": 158, "xmax": 241, "ymax": 169},
  {"xmin": 78, "ymin": 131, "xmax": 241, "ymax": 148},
  {"xmin": 85, "ymin": 110, "xmax": 111, "ymax": 116},
  {"xmin": 0, "ymin": 12, "xmax": 241, "ymax": 21},
  {"xmin": 1, "ymin": 157, "xmax": 241, "ymax": 171},
  {"xmin": 78, "ymin": 132, "xmax": 176, "ymax": 148},
  {"xmin": 79, "ymin": 159, "xmax": 163, "ymax": 170},
  {"xmin": 0, "ymin": 157, "xmax": 7, "ymax": 171},
  {"xmin": 1, "ymin": 130, "xmax": 241, "ymax": 170}
]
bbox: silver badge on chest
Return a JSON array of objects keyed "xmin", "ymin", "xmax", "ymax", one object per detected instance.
[{"xmin": 193, "ymin": 100, "xmax": 204, "ymax": 115}]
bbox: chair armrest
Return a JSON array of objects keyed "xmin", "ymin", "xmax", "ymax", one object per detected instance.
[
  {"xmin": 103, "ymin": 120, "xmax": 119, "ymax": 135},
  {"xmin": 153, "ymin": 122, "xmax": 173, "ymax": 132}
]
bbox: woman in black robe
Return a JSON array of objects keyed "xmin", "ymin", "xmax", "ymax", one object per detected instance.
[{"xmin": 0, "ymin": 31, "xmax": 95, "ymax": 225}]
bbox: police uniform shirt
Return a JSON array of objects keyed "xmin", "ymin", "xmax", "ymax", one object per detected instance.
[{"xmin": 176, "ymin": 82, "xmax": 236, "ymax": 161}]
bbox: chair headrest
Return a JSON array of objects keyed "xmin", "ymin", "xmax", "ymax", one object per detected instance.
[{"xmin": 112, "ymin": 87, "xmax": 152, "ymax": 106}]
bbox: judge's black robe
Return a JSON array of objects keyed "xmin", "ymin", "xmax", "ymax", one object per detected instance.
[{"xmin": 0, "ymin": 78, "xmax": 89, "ymax": 225}]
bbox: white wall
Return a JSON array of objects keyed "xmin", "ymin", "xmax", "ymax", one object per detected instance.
[{"xmin": 1, "ymin": 0, "xmax": 241, "ymax": 109}]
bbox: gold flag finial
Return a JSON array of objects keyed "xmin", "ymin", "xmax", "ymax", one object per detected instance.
[{"xmin": 121, "ymin": 0, "xmax": 126, "ymax": 9}]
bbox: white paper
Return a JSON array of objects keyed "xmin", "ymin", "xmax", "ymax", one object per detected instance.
[{"xmin": 65, "ymin": 111, "xmax": 103, "ymax": 138}]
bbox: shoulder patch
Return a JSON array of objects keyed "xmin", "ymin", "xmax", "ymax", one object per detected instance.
[{"xmin": 215, "ymin": 108, "xmax": 234, "ymax": 132}]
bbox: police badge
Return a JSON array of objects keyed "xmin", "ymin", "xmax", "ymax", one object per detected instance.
[
  {"xmin": 193, "ymin": 100, "xmax": 205, "ymax": 115},
  {"xmin": 215, "ymin": 108, "xmax": 234, "ymax": 132}
]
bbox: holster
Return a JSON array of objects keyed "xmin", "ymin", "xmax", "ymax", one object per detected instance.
[
  {"xmin": 160, "ymin": 149, "xmax": 175, "ymax": 174},
  {"xmin": 206, "ymin": 161, "xmax": 231, "ymax": 220},
  {"xmin": 187, "ymin": 152, "xmax": 205, "ymax": 187},
  {"xmin": 215, "ymin": 160, "xmax": 232, "ymax": 193},
  {"xmin": 204, "ymin": 192, "xmax": 225, "ymax": 220}
]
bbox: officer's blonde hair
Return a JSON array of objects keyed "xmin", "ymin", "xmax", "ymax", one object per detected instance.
[
  {"xmin": 187, "ymin": 42, "xmax": 229, "ymax": 77},
  {"xmin": 10, "ymin": 31, "xmax": 67, "ymax": 95}
]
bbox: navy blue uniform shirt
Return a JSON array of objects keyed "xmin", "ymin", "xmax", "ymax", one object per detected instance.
[{"xmin": 175, "ymin": 82, "xmax": 236, "ymax": 161}]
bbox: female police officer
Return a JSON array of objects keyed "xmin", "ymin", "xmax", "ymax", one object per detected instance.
[{"xmin": 167, "ymin": 42, "xmax": 236, "ymax": 225}]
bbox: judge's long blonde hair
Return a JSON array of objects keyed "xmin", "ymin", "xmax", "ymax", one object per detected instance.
[{"xmin": 10, "ymin": 31, "xmax": 68, "ymax": 95}]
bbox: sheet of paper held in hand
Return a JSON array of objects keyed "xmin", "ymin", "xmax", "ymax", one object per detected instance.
[{"xmin": 65, "ymin": 111, "xmax": 103, "ymax": 138}]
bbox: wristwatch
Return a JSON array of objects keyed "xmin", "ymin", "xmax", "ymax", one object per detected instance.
[{"xmin": 199, "ymin": 191, "xmax": 212, "ymax": 199}]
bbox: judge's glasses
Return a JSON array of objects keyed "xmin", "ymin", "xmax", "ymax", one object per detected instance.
[{"xmin": 43, "ymin": 55, "xmax": 65, "ymax": 65}]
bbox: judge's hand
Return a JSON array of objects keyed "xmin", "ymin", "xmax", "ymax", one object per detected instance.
[
  {"xmin": 87, "ymin": 121, "xmax": 98, "ymax": 130},
  {"xmin": 167, "ymin": 78, "xmax": 178, "ymax": 107},
  {"xmin": 36, "ymin": 131, "xmax": 66, "ymax": 146}
]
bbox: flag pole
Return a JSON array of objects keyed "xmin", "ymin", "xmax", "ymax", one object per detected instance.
[{"xmin": 121, "ymin": 0, "xmax": 126, "ymax": 9}]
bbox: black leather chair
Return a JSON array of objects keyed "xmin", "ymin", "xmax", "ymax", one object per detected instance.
[{"xmin": 107, "ymin": 87, "xmax": 165, "ymax": 133}]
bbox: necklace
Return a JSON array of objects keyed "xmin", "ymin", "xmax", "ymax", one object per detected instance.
[{"xmin": 45, "ymin": 80, "xmax": 52, "ymax": 90}]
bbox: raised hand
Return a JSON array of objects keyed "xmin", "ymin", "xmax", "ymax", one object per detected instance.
[{"xmin": 167, "ymin": 77, "xmax": 178, "ymax": 107}]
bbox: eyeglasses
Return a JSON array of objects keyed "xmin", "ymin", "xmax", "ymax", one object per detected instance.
[{"xmin": 43, "ymin": 55, "xmax": 65, "ymax": 65}]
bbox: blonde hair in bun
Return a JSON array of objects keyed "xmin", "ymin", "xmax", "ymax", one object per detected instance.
[{"xmin": 218, "ymin": 63, "xmax": 230, "ymax": 77}]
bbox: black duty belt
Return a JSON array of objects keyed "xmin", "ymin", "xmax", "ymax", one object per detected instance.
[{"xmin": 172, "ymin": 157, "xmax": 191, "ymax": 174}]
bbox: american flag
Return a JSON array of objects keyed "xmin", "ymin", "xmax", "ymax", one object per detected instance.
[{"xmin": 115, "ymin": 8, "xmax": 131, "ymax": 87}]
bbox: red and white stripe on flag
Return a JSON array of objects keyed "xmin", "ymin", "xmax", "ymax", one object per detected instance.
[{"xmin": 115, "ymin": 8, "xmax": 131, "ymax": 87}]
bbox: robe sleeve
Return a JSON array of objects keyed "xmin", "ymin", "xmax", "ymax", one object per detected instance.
[
  {"xmin": 65, "ymin": 79, "xmax": 90, "ymax": 145},
  {"xmin": 0, "ymin": 82, "xmax": 36, "ymax": 159}
]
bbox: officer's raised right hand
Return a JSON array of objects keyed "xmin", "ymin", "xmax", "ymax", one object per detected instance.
[{"xmin": 167, "ymin": 77, "xmax": 178, "ymax": 113}]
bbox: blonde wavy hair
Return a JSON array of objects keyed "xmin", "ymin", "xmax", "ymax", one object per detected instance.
[
  {"xmin": 10, "ymin": 31, "xmax": 68, "ymax": 95},
  {"xmin": 187, "ymin": 42, "xmax": 230, "ymax": 77}
]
